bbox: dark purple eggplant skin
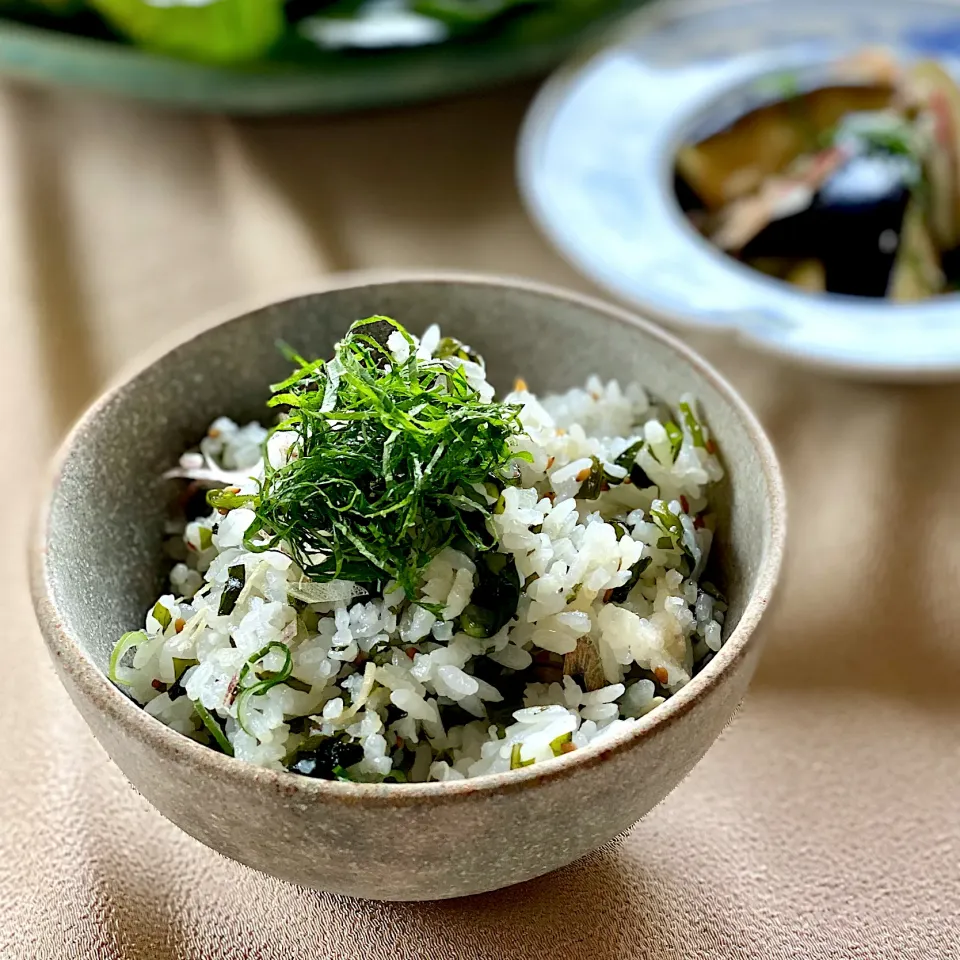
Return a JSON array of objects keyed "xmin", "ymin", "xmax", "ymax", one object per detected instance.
[
  {"xmin": 939, "ymin": 246, "xmax": 960, "ymax": 290},
  {"xmin": 741, "ymin": 149, "xmax": 917, "ymax": 297}
]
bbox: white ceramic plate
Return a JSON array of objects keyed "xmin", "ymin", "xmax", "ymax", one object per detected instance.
[{"xmin": 519, "ymin": 0, "xmax": 960, "ymax": 380}]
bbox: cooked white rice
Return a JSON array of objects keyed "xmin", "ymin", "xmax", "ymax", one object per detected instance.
[{"xmin": 111, "ymin": 323, "xmax": 726, "ymax": 783}]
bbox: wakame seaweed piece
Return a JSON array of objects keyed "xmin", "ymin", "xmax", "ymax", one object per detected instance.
[
  {"xmin": 458, "ymin": 553, "xmax": 521, "ymax": 639},
  {"xmin": 650, "ymin": 500, "xmax": 684, "ymax": 548},
  {"xmin": 610, "ymin": 520, "xmax": 629, "ymax": 541},
  {"xmin": 700, "ymin": 581, "xmax": 727, "ymax": 604},
  {"xmin": 288, "ymin": 736, "xmax": 364, "ymax": 780},
  {"xmin": 218, "ymin": 564, "xmax": 246, "ymax": 616},
  {"xmin": 615, "ymin": 440, "xmax": 643, "ymax": 472},
  {"xmin": 578, "ymin": 457, "xmax": 605, "ymax": 500},
  {"xmin": 615, "ymin": 439, "xmax": 654, "ymax": 488},
  {"xmin": 245, "ymin": 316, "xmax": 528, "ymax": 598},
  {"xmin": 607, "ymin": 556, "xmax": 652, "ymax": 605}
]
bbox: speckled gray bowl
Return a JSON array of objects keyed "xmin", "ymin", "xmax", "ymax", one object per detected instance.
[{"xmin": 30, "ymin": 272, "xmax": 784, "ymax": 901}]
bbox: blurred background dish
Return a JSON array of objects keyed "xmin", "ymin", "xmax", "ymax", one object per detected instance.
[
  {"xmin": 0, "ymin": 0, "xmax": 648, "ymax": 113},
  {"xmin": 518, "ymin": 0, "xmax": 960, "ymax": 379},
  {"xmin": 676, "ymin": 50, "xmax": 960, "ymax": 302}
]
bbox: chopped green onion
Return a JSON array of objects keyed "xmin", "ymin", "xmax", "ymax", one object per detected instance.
[
  {"xmin": 332, "ymin": 764, "xmax": 353, "ymax": 782},
  {"xmin": 235, "ymin": 641, "xmax": 293, "ymax": 736},
  {"xmin": 549, "ymin": 732, "xmax": 572, "ymax": 756},
  {"xmin": 194, "ymin": 701, "xmax": 234, "ymax": 756},
  {"xmin": 198, "ymin": 526, "xmax": 214, "ymax": 550},
  {"xmin": 664, "ymin": 421, "xmax": 683, "ymax": 461},
  {"xmin": 108, "ymin": 630, "xmax": 147, "ymax": 685},
  {"xmin": 678, "ymin": 402, "xmax": 705, "ymax": 448},
  {"xmin": 510, "ymin": 743, "xmax": 534, "ymax": 769},
  {"xmin": 218, "ymin": 564, "xmax": 245, "ymax": 616},
  {"xmin": 262, "ymin": 672, "xmax": 311, "ymax": 693},
  {"xmin": 151, "ymin": 601, "xmax": 172, "ymax": 631},
  {"xmin": 435, "ymin": 335, "xmax": 480, "ymax": 364},
  {"xmin": 206, "ymin": 488, "xmax": 255, "ymax": 511},
  {"xmin": 172, "ymin": 657, "xmax": 199, "ymax": 679}
]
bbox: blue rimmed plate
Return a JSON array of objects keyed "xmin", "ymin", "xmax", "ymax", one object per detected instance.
[{"xmin": 519, "ymin": 0, "xmax": 960, "ymax": 379}]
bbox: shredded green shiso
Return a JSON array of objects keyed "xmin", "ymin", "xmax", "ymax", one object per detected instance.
[{"xmin": 209, "ymin": 316, "xmax": 528, "ymax": 598}]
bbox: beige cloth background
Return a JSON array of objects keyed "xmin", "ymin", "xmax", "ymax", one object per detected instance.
[{"xmin": 2, "ymin": 78, "xmax": 959, "ymax": 959}]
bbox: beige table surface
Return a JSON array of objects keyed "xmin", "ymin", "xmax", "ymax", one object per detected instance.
[{"xmin": 1, "ymin": 79, "xmax": 958, "ymax": 960}]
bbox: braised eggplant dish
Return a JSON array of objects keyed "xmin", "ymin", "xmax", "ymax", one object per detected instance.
[{"xmin": 675, "ymin": 51, "xmax": 960, "ymax": 300}]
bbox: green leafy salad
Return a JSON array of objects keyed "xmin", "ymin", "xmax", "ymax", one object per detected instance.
[{"xmin": 2, "ymin": 0, "xmax": 619, "ymax": 64}]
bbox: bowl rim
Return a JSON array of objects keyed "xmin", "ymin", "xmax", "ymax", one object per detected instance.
[{"xmin": 29, "ymin": 269, "xmax": 786, "ymax": 807}]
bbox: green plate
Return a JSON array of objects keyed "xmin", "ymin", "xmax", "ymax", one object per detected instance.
[{"xmin": 0, "ymin": 1, "xmax": 646, "ymax": 114}]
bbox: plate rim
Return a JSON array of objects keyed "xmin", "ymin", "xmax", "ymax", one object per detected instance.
[{"xmin": 517, "ymin": 0, "xmax": 960, "ymax": 381}]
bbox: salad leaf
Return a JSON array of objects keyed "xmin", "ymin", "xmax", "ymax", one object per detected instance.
[
  {"xmin": 88, "ymin": 0, "xmax": 285, "ymax": 64},
  {"xmin": 412, "ymin": 0, "xmax": 543, "ymax": 28}
]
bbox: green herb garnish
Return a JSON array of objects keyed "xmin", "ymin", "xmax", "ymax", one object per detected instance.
[
  {"xmin": 549, "ymin": 732, "xmax": 572, "ymax": 756},
  {"xmin": 241, "ymin": 317, "xmax": 527, "ymax": 597},
  {"xmin": 198, "ymin": 526, "xmax": 214, "ymax": 550}
]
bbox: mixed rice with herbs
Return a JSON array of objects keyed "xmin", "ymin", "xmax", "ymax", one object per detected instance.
[{"xmin": 110, "ymin": 317, "xmax": 727, "ymax": 783}]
